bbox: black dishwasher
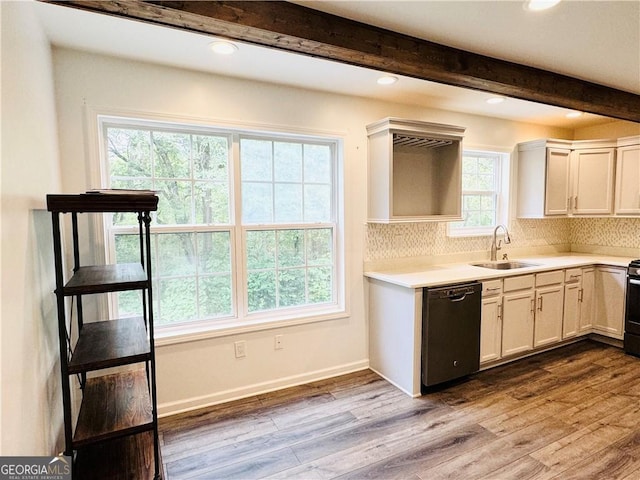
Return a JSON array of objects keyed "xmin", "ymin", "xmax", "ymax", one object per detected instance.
[{"xmin": 422, "ymin": 282, "xmax": 482, "ymax": 389}]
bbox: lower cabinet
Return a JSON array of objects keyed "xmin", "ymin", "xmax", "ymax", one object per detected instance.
[
  {"xmin": 501, "ymin": 275, "xmax": 535, "ymax": 357},
  {"xmin": 563, "ymin": 281, "xmax": 581, "ymax": 339},
  {"xmin": 594, "ymin": 266, "xmax": 626, "ymax": 338},
  {"xmin": 480, "ymin": 280, "xmax": 502, "ymax": 363},
  {"xmin": 533, "ymin": 271, "xmax": 565, "ymax": 347},
  {"xmin": 579, "ymin": 268, "xmax": 595, "ymax": 333}
]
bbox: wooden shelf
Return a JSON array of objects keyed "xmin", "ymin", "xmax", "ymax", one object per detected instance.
[
  {"xmin": 74, "ymin": 431, "xmax": 160, "ymax": 480},
  {"xmin": 63, "ymin": 264, "xmax": 148, "ymax": 295},
  {"xmin": 47, "ymin": 191, "xmax": 158, "ymax": 213},
  {"xmin": 73, "ymin": 370, "xmax": 153, "ymax": 448},
  {"xmin": 69, "ymin": 318, "xmax": 150, "ymax": 374}
]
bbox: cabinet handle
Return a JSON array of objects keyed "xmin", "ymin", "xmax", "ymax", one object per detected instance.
[
  {"xmin": 574, "ymin": 196, "xmax": 578, "ymax": 209},
  {"xmin": 538, "ymin": 296, "xmax": 543, "ymax": 311},
  {"xmin": 531, "ymin": 299, "xmax": 535, "ymax": 313},
  {"xmin": 486, "ymin": 287, "xmax": 501, "ymax": 292},
  {"xmin": 579, "ymin": 288, "xmax": 583, "ymax": 302},
  {"xmin": 498, "ymin": 303, "xmax": 502, "ymax": 320},
  {"xmin": 567, "ymin": 197, "xmax": 571, "ymax": 210}
]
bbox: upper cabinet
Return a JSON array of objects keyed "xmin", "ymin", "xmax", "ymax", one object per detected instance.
[
  {"xmin": 517, "ymin": 138, "xmax": 618, "ymax": 218},
  {"xmin": 571, "ymin": 141, "xmax": 616, "ymax": 215},
  {"xmin": 517, "ymin": 139, "xmax": 572, "ymax": 218},
  {"xmin": 614, "ymin": 136, "xmax": 640, "ymax": 215},
  {"xmin": 366, "ymin": 118, "xmax": 465, "ymax": 223}
]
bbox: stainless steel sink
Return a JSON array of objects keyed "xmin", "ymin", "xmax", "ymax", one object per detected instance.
[{"xmin": 471, "ymin": 261, "xmax": 540, "ymax": 270}]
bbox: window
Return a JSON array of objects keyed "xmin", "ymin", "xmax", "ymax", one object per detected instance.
[
  {"xmin": 99, "ymin": 116, "xmax": 342, "ymax": 333},
  {"xmin": 449, "ymin": 150, "xmax": 509, "ymax": 236}
]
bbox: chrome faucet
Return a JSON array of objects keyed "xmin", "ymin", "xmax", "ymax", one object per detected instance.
[{"xmin": 491, "ymin": 224, "xmax": 511, "ymax": 261}]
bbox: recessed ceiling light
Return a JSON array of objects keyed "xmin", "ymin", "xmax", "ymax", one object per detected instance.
[
  {"xmin": 486, "ymin": 97, "xmax": 505, "ymax": 105},
  {"xmin": 209, "ymin": 40, "xmax": 238, "ymax": 55},
  {"xmin": 377, "ymin": 75, "xmax": 398, "ymax": 85},
  {"xmin": 524, "ymin": 0, "xmax": 561, "ymax": 11},
  {"xmin": 566, "ymin": 111, "xmax": 583, "ymax": 118}
]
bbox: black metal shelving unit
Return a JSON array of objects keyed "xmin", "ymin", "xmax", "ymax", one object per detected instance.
[{"xmin": 47, "ymin": 191, "xmax": 161, "ymax": 479}]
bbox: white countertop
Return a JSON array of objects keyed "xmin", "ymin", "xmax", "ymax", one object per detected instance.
[{"xmin": 364, "ymin": 254, "xmax": 635, "ymax": 289}]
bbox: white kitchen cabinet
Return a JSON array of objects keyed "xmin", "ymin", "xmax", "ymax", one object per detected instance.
[
  {"xmin": 501, "ymin": 275, "xmax": 535, "ymax": 357},
  {"xmin": 563, "ymin": 268, "xmax": 583, "ymax": 339},
  {"xmin": 571, "ymin": 146, "xmax": 616, "ymax": 215},
  {"xmin": 366, "ymin": 118, "xmax": 465, "ymax": 223},
  {"xmin": 517, "ymin": 138, "xmax": 617, "ymax": 218},
  {"xmin": 579, "ymin": 268, "xmax": 595, "ymax": 334},
  {"xmin": 480, "ymin": 280, "xmax": 502, "ymax": 363},
  {"xmin": 594, "ymin": 266, "xmax": 627, "ymax": 338},
  {"xmin": 534, "ymin": 271, "xmax": 565, "ymax": 348},
  {"xmin": 517, "ymin": 140, "xmax": 572, "ymax": 218},
  {"xmin": 614, "ymin": 137, "xmax": 640, "ymax": 215}
]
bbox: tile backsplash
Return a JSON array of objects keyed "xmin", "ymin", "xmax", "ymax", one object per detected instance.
[{"xmin": 365, "ymin": 217, "xmax": 640, "ymax": 263}]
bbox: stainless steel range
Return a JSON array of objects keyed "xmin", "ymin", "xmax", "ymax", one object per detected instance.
[{"xmin": 624, "ymin": 259, "xmax": 640, "ymax": 357}]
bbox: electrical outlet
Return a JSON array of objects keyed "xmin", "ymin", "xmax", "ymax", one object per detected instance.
[
  {"xmin": 275, "ymin": 334, "xmax": 284, "ymax": 350},
  {"xmin": 234, "ymin": 340, "xmax": 247, "ymax": 358}
]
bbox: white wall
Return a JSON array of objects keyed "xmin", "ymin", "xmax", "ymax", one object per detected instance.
[
  {"xmin": 1, "ymin": 2, "xmax": 63, "ymax": 455},
  {"xmin": 52, "ymin": 48, "xmax": 574, "ymax": 415}
]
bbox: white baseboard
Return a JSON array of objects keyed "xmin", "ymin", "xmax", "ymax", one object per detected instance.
[
  {"xmin": 368, "ymin": 366, "xmax": 421, "ymax": 398},
  {"xmin": 157, "ymin": 359, "xmax": 370, "ymax": 417}
]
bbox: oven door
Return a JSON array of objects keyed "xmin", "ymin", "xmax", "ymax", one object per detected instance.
[{"xmin": 626, "ymin": 276, "xmax": 640, "ymax": 335}]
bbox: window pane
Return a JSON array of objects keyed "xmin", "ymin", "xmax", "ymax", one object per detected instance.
[
  {"xmin": 156, "ymin": 180, "xmax": 192, "ymax": 224},
  {"xmin": 107, "ymin": 128, "xmax": 152, "ymax": 178},
  {"xmin": 307, "ymin": 229, "xmax": 332, "ymax": 266},
  {"xmin": 157, "ymin": 233, "xmax": 196, "ymax": 276},
  {"xmin": 115, "ymin": 234, "xmax": 141, "ymax": 264},
  {"xmin": 304, "ymin": 144, "xmax": 332, "ymax": 183},
  {"xmin": 274, "ymin": 184, "xmax": 303, "ymax": 223},
  {"xmin": 193, "ymin": 135, "xmax": 229, "ymax": 181},
  {"xmin": 242, "ymin": 182, "xmax": 273, "ymax": 224},
  {"xmin": 247, "ymin": 271, "xmax": 276, "ymax": 312},
  {"xmin": 278, "ymin": 230, "xmax": 305, "ymax": 268},
  {"xmin": 197, "ymin": 232, "xmax": 231, "ymax": 273},
  {"xmin": 194, "ymin": 182, "xmax": 229, "ymax": 224},
  {"xmin": 304, "ymin": 184, "xmax": 331, "ymax": 222},
  {"xmin": 241, "ymin": 139, "xmax": 273, "ymax": 182},
  {"xmin": 308, "ymin": 266, "xmax": 332, "ymax": 304},
  {"xmin": 159, "ymin": 277, "xmax": 197, "ymax": 324},
  {"xmin": 274, "ymin": 142, "xmax": 302, "ymax": 182},
  {"xmin": 199, "ymin": 275, "xmax": 232, "ymax": 317},
  {"xmin": 153, "ymin": 131, "xmax": 191, "ymax": 179},
  {"xmin": 246, "ymin": 230, "xmax": 276, "ymax": 269},
  {"xmin": 278, "ymin": 268, "xmax": 306, "ymax": 307}
]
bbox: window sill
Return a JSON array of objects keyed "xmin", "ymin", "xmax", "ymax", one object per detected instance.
[{"xmin": 154, "ymin": 306, "xmax": 349, "ymax": 346}]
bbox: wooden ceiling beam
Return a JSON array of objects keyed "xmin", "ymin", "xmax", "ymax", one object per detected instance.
[{"xmin": 44, "ymin": 0, "xmax": 640, "ymax": 123}]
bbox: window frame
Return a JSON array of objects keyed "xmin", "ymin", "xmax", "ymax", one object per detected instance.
[
  {"xmin": 94, "ymin": 112, "xmax": 346, "ymax": 342},
  {"xmin": 448, "ymin": 148, "xmax": 511, "ymax": 237}
]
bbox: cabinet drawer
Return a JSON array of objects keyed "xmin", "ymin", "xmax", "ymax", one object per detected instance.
[
  {"xmin": 564, "ymin": 268, "xmax": 582, "ymax": 283},
  {"xmin": 482, "ymin": 280, "xmax": 502, "ymax": 297},
  {"xmin": 503, "ymin": 274, "xmax": 534, "ymax": 292},
  {"xmin": 536, "ymin": 270, "xmax": 564, "ymax": 287}
]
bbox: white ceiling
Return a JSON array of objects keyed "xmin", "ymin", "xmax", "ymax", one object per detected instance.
[{"xmin": 34, "ymin": 0, "xmax": 640, "ymax": 129}]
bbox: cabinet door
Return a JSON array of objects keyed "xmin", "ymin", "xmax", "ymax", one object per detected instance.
[
  {"xmin": 502, "ymin": 290, "xmax": 535, "ymax": 357},
  {"xmin": 534, "ymin": 285, "xmax": 564, "ymax": 347},
  {"xmin": 481, "ymin": 296, "xmax": 502, "ymax": 363},
  {"xmin": 594, "ymin": 267, "xmax": 626, "ymax": 337},
  {"xmin": 544, "ymin": 148, "xmax": 571, "ymax": 216},
  {"xmin": 563, "ymin": 282, "xmax": 580, "ymax": 339},
  {"xmin": 579, "ymin": 268, "xmax": 594, "ymax": 333},
  {"xmin": 615, "ymin": 145, "xmax": 640, "ymax": 215},
  {"xmin": 572, "ymin": 148, "xmax": 615, "ymax": 215}
]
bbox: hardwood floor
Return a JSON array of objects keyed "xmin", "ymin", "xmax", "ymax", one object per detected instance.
[{"xmin": 159, "ymin": 340, "xmax": 640, "ymax": 479}]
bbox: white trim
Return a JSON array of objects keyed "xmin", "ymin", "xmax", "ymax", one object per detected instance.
[
  {"xmin": 154, "ymin": 306, "xmax": 349, "ymax": 346},
  {"xmin": 368, "ymin": 367, "xmax": 421, "ymax": 398},
  {"xmin": 157, "ymin": 359, "xmax": 369, "ymax": 416}
]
